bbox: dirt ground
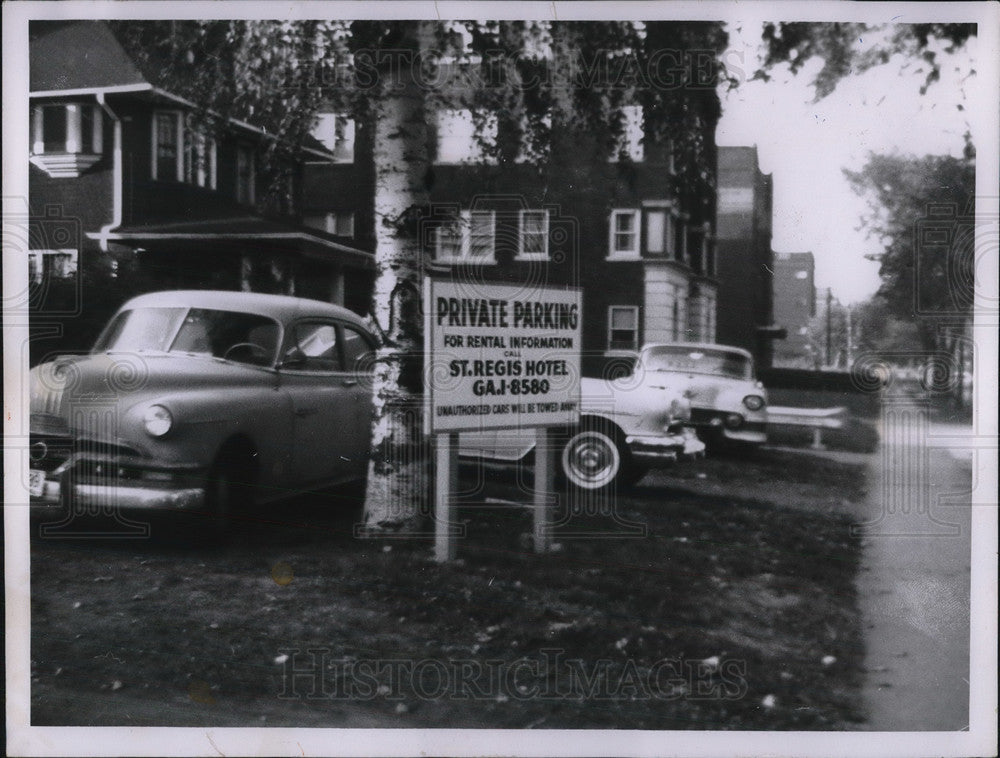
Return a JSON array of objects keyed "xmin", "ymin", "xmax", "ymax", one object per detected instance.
[{"xmin": 30, "ymin": 446, "xmax": 868, "ymax": 729}]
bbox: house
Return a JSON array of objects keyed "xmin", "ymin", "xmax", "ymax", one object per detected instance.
[
  {"xmin": 715, "ymin": 145, "xmax": 782, "ymax": 366},
  {"xmin": 28, "ymin": 21, "xmax": 373, "ymax": 360},
  {"xmin": 302, "ymin": 28, "xmax": 725, "ymax": 360},
  {"xmin": 772, "ymin": 251, "xmax": 817, "ymax": 367}
]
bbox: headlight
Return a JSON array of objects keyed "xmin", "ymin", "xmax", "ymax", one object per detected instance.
[
  {"xmin": 143, "ymin": 404, "xmax": 173, "ymax": 437},
  {"xmin": 743, "ymin": 394, "xmax": 765, "ymax": 411}
]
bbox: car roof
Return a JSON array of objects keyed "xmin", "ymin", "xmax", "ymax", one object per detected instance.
[
  {"xmin": 119, "ymin": 290, "xmax": 370, "ymax": 330},
  {"xmin": 641, "ymin": 342, "xmax": 754, "ymax": 360}
]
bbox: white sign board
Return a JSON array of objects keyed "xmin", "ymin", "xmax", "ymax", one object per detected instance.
[{"xmin": 424, "ymin": 279, "xmax": 582, "ymax": 434}]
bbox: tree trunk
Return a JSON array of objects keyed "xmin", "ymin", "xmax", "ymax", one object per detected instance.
[{"xmin": 361, "ymin": 23, "xmax": 435, "ymax": 534}]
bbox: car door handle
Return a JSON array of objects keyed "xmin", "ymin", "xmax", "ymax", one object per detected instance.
[
  {"xmin": 342, "ymin": 379, "xmax": 358, "ymax": 387},
  {"xmin": 295, "ymin": 407, "xmax": 318, "ymax": 418}
]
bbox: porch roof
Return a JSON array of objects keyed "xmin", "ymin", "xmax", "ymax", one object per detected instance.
[{"xmin": 95, "ymin": 216, "xmax": 374, "ymax": 269}]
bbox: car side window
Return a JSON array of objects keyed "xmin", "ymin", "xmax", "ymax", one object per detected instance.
[
  {"xmin": 288, "ymin": 322, "xmax": 342, "ymax": 372},
  {"xmin": 341, "ymin": 325, "xmax": 376, "ymax": 373}
]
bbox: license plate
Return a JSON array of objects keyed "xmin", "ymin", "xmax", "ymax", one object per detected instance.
[{"xmin": 29, "ymin": 469, "xmax": 46, "ymax": 498}]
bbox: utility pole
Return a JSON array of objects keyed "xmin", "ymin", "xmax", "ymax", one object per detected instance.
[
  {"xmin": 825, "ymin": 287, "xmax": 833, "ymax": 368},
  {"xmin": 845, "ymin": 304, "xmax": 853, "ymax": 367}
]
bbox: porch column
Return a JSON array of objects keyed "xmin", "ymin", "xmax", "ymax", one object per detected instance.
[
  {"xmin": 65, "ymin": 104, "xmax": 82, "ymax": 153},
  {"xmin": 32, "ymin": 107, "xmax": 44, "ymax": 154},
  {"xmin": 90, "ymin": 105, "xmax": 103, "ymax": 153}
]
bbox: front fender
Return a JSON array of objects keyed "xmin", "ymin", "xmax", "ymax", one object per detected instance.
[{"xmin": 121, "ymin": 386, "xmax": 295, "ymax": 480}]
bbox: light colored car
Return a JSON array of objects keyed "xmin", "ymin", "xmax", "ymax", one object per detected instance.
[
  {"xmin": 458, "ymin": 370, "xmax": 705, "ymax": 492},
  {"xmin": 29, "ymin": 290, "xmax": 377, "ymax": 532},
  {"xmin": 630, "ymin": 343, "xmax": 768, "ymax": 447}
]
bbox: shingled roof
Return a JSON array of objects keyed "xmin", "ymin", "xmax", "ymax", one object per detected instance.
[
  {"xmin": 30, "ymin": 21, "xmax": 152, "ymax": 92},
  {"xmin": 29, "ymin": 20, "xmax": 335, "ymax": 158}
]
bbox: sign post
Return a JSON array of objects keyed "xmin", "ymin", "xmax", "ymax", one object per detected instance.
[
  {"xmin": 424, "ymin": 279, "xmax": 582, "ymax": 561},
  {"xmin": 434, "ymin": 432, "xmax": 458, "ymax": 562},
  {"xmin": 533, "ymin": 427, "xmax": 555, "ymax": 553}
]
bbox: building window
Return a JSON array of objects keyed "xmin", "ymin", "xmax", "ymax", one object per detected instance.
[
  {"xmin": 678, "ymin": 222, "xmax": 688, "ymax": 264},
  {"xmin": 702, "ymin": 222, "xmax": 714, "ymax": 276},
  {"xmin": 30, "ymin": 103, "xmax": 104, "ymax": 177},
  {"xmin": 153, "ymin": 112, "xmax": 217, "ymax": 188},
  {"xmin": 152, "ymin": 111, "xmax": 183, "ymax": 181},
  {"xmin": 608, "ymin": 306, "xmax": 639, "ymax": 351},
  {"xmin": 311, "ymin": 112, "xmax": 355, "ymax": 162},
  {"xmin": 517, "ymin": 210, "xmax": 549, "ymax": 260},
  {"xmin": 235, "ymin": 144, "xmax": 256, "ymax": 205},
  {"xmin": 28, "ymin": 249, "xmax": 78, "ymax": 284},
  {"xmin": 670, "ymin": 284, "xmax": 687, "ymax": 341},
  {"xmin": 608, "ymin": 210, "xmax": 640, "ymax": 259},
  {"xmin": 304, "ymin": 212, "xmax": 355, "ymax": 238},
  {"xmin": 183, "ymin": 128, "xmax": 217, "ymax": 189},
  {"xmin": 644, "ymin": 206, "xmax": 677, "ymax": 258},
  {"xmin": 436, "ymin": 109, "xmax": 497, "ymax": 164},
  {"xmin": 435, "ymin": 210, "xmax": 496, "ymax": 263}
]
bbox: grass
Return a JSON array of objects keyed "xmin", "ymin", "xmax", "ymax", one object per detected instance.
[{"xmin": 30, "ymin": 447, "xmax": 868, "ymax": 729}]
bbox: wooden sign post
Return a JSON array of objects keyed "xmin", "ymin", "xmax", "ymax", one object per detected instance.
[
  {"xmin": 424, "ymin": 279, "xmax": 581, "ymax": 562},
  {"xmin": 533, "ymin": 427, "xmax": 555, "ymax": 553},
  {"xmin": 434, "ymin": 432, "xmax": 459, "ymax": 563}
]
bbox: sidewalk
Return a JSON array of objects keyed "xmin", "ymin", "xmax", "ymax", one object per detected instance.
[
  {"xmin": 770, "ymin": 431, "xmax": 972, "ymax": 729},
  {"xmin": 852, "ymin": 419, "xmax": 972, "ymax": 730}
]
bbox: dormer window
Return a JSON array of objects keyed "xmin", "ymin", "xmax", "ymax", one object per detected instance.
[{"xmin": 30, "ymin": 103, "xmax": 104, "ymax": 177}]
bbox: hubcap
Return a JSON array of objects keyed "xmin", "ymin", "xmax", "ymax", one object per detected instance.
[{"xmin": 563, "ymin": 431, "xmax": 620, "ymax": 489}]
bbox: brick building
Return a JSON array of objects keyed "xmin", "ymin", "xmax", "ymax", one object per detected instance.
[
  {"xmin": 304, "ymin": 23, "xmax": 729, "ymax": 358},
  {"xmin": 714, "ymin": 145, "xmax": 780, "ymax": 366},
  {"xmin": 771, "ymin": 251, "xmax": 817, "ymax": 367}
]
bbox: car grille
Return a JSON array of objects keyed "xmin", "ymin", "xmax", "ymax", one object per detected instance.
[
  {"xmin": 29, "ymin": 427, "xmax": 144, "ymax": 479},
  {"xmin": 29, "ymin": 432, "xmax": 74, "ymax": 473},
  {"xmin": 689, "ymin": 408, "xmax": 722, "ymax": 425}
]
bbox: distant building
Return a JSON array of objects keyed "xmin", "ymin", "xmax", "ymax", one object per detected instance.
[
  {"xmin": 772, "ymin": 251, "xmax": 817, "ymax": 367},
  {"xmin": 715, "ymin": 146, "xmax": 779, "ymax": 366}
]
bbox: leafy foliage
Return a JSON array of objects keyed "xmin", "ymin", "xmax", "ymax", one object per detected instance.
[
  {"xmin": 756, "ymin": 22, "xmax": 976, "ymax": 100},
  {"xmin": 111, "ymin": 20, "xmax": 728, "ymax": 203},
  {"xmin": 844, "ymin": 153, "xmax": 975, "ymax": 349}
]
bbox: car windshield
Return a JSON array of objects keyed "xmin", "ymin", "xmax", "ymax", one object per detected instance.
[
  {"xmin": 93, "ymin": 307, "xmax": 280, "ymax": 367},
  {"xmin": 642, "ymin": 346, "xmax": 753, "ymax": 380}
]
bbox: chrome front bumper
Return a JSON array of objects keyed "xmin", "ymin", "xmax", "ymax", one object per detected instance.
[
  {"xmin": 626, "ymin": 428, "xmax": 706, "ymax": 464},
  {"xmin": 690, "ymin": 411, "xmax": 767, "ymax": 444},
  {"xmin": 30, "ymin": 452, "xmax": 206, "ymax": 516},
  {"xmin": 31, "ymin": 475, "xmax": 205, "ymax": 513}
]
